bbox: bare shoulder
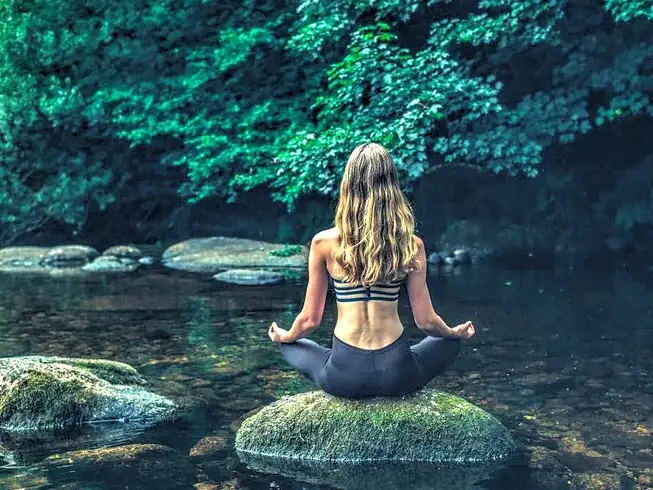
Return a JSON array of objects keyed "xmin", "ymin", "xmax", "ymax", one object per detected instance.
[
  {"xmin": 310, "ymin": 228, "xmax": 339, "ymax": 254},
  {"xmin": 312, "ymin": 227, "xmax": 339, "ymax": 243},
  {"xmin": 412, "ymin": 234, "xmax": 425, "ymax": 251}
]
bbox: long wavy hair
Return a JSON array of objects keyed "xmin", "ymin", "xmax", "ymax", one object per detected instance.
[{"xmin": 333, "ymin": 143, "xmax": 419, "ymax": 285}]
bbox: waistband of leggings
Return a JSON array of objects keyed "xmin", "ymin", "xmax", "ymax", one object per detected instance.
[{"xmin": 332, "ymin": 330, "xmax": 407, "ymax": 355}]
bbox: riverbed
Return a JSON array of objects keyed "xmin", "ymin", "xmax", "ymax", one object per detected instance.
[{"xmin": 0, "ymin": 265, "xmax": 650, "ymax": 489}]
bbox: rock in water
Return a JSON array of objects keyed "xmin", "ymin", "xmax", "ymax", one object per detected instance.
[
  {"xmin": 162, "ymin": 237, "xmax": 307, "ymax": 273},
  {"xmin": 427, "ymin": 252, "xmax": 444, "ymax": 265},
  {"xmin": 213, "ymin": 269, "xmax": 284, "ymax": 285},
  {"xmin": 0, "ymin": 357, "xmax": 175, "ymax": 431},
  {"xmin": 42, "ymin": 245, "xmax": 99, "ymax": 268},
  {"xmin": 42, "ymin": 444, "xmax": 199, "ymax": 489},
  {"xmin": 101, "ymin": 245, "xmax": 143, "ymax": 260},
  {"xmin": 236, "ymin": 390, "xmax": 515, "ymax": 464},
  {"xmin": 82, "ymin": 255, "xmax": 140, "ymax": 273}
]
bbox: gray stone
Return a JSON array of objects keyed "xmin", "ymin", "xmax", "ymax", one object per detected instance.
[
  {"xmin": 444, "ymin": 255, "xmax": 458, "ymax": 266},
  {"xmin": 0, "ymin": 245, "xmax": 97, "ymax": 274},
  {"xmin": 162, "ymin": 237, "xmax": 307, "ymax": 274},
  {"xmin": 453, "ymin": 249, "xmax": 472, "ymax": 264},
  {"xmin": 0, "ymin": 247, "xmax": 51, "ymax": 271},
  {"xmin": 235, "ymin": 390, "xmax": 516, "ymax": 464},
  {"xmin": 42, "ymin": 245, "xmax": 99, "ymax": 267},
  {"xmin": 138, "ymin": 256, "xmax": 155, "ymax": 265},
  {"xmin": 0, "ymin": 356, "xmax": 175, "ymax": 431},
  {"xmin": 427, "ymin": 252, "xmax": 444, "ymax": 265},
  {"xmin": 213, "ymin": 269, "xmax": 285, "ymax": 285},
  {"xmin": 82, "ymin": 255, "xmax": 139, "ymax": 273},
  {"xmin": 101, "ymin": 245, "xmax": 143, "ymax": 260}
]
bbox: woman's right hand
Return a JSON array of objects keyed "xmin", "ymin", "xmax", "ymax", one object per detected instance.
[{"xmin": 451, "ymin": 321, "xmax": 476, "ymax": 340}]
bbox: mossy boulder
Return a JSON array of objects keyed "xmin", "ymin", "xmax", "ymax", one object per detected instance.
[
  {"xmin": 236, "ymin": 390, "xmax": 515, "ymax": 464},
  {"xmin": 0, "ymin": 356, "xmax": 175, "ymax": 431},
  {"xmin": 162, "ymin": 237, "xmax": 307, "ymax": 273}
]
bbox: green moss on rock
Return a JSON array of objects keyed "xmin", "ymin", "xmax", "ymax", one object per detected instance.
[
  {"xmin": 0, "ymin": 370, "xmax": 98, "ymax": 429},
  {"xmin": 0, "ymin": 356, "xmax": 174, "ymax": 431},
  {"xmin": 33, "ymin": 357, "xmax": 145, "ymax": 386},
  {"xmin": 236, "ymin": 390, "xmax": 516, "ymax": 463}
]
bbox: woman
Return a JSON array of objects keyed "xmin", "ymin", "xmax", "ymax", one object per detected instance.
[{"xmin": 268, "ymin": 143, "xmax": 475, "ymax": 399}]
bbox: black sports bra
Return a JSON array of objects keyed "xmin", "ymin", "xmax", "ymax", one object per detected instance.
[{"xmin": 330, "ymin": 276, "xmax": 403, "ymax": 303}]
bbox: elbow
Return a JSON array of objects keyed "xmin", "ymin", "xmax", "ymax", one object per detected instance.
[
  {"xmin": 414, "ymin": 317, "xmax": 431, "ymax": 332},
  {"xmin": 414, "ymin": 312, "xmax": 439, "ymax": 332},
  {"xmin": 298, "ymin": 312, "xmax": 321, "ymax": 333}
]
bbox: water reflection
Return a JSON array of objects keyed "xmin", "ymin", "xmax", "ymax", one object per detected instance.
[
  {"xmin": 0, "ymin": 266, "xmax": 649, "ymax": 489},
  {"xmin": 238, "ymin": 454, "xmax": 505, "ymax": 490}
]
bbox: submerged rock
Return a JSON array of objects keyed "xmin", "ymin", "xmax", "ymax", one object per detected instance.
[
  {"xmin": 213, "ymin": 269, "xmax": 285, "ymax": 285},
  {"xmin": 42, "ymin": 444, "xmax": 199, "ymax": 489},
  {"xmin": 235, "ymin": 390, "xmax": 515, "ymax": 464},
  {"xmin": 189, "ymin": 436, "xmax": 227, "ymax": 458},
  {"xmin": 0, "ymin": 421, "xmax": 153, "ymax": 466},
  {"xmin": 0, "ymin": 356, "xmax": 175, "ymax": 431},
  {"xmin": 162, "ymin": 237, "xmax": 307, "ymax": 274}
]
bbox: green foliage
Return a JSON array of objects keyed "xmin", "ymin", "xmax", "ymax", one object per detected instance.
[
  {"xmin": 0, "ymin": 0, "xmax": 651, "ymax": 241},
  {"xmin": 0, "ymin": 0, "xmax": 133, "ymax": 242},
  {"xmin": 606, "ymin": 0, "xmax": 653, "ymax": 22},
  {"xmin": 269, "ymin": 245, "xmax": 303, "ymax": 257},
  {"xmin": 230, "ymin": 0, "xmax": 653, "ymax": 210},
  {"xmin": 90, "ymin": 0, "xmax": 318, "ymax": 205}
]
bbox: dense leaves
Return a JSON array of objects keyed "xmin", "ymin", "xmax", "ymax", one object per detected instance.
[
  {"xmin": 0, "ymin": 0, "xmax": 651, "ymax": 240},
  {"xmin": 251, "ymin": 0, "xmax": 653, "ymax": 208}
]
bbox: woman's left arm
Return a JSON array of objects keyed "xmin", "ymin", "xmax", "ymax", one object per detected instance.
[{"xmin": 269, "ymin": 234, "xmax": 328, "ymax": 343}]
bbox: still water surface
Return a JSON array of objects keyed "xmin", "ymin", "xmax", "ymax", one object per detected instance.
[{"xmin": 0, "ymin": 266, "xmax": 650, "ymax": 489}]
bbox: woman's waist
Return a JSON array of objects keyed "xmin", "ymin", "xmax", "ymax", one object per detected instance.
[{"xmin": 333, "ymin": 322, "xmax": 405, "ymax": 351}]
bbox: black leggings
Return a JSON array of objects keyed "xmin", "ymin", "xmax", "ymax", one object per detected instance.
[{"xmin": 279, "ymin": 331, "xmax": 461, "ymax": 399}]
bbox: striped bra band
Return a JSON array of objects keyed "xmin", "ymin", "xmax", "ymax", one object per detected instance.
[{"xmin": 331, "ymin": 277, "xmax": 402, "ymax": 303}]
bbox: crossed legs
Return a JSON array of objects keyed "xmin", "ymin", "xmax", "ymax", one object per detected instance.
[{"xmin": 410, "ymin": 336, "xmax": 461, "ymax": 387}]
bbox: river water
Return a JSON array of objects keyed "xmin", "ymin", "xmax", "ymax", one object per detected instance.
[{"xmin": 0, "ymin": 265, "xmax": 650, "ymax": 489}]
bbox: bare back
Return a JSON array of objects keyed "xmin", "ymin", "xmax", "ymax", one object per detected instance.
[{"xmin": 320, "ymin": 227, "xmax": 405, "ymax": 349}]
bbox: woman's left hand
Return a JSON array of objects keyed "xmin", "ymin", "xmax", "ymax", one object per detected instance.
[{"xmin": 268, "ymin": 322, "xmax": 290, "ymax": 343}]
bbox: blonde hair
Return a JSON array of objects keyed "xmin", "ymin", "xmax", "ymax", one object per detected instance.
[{"xmin": 333, "ymin": 143, "xmax": 419, "ymax": 285}]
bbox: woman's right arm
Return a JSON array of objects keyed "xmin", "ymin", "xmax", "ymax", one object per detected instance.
[{"xmin": 406, "ymin": 236, "xmax": 474, "ymax": 339}]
